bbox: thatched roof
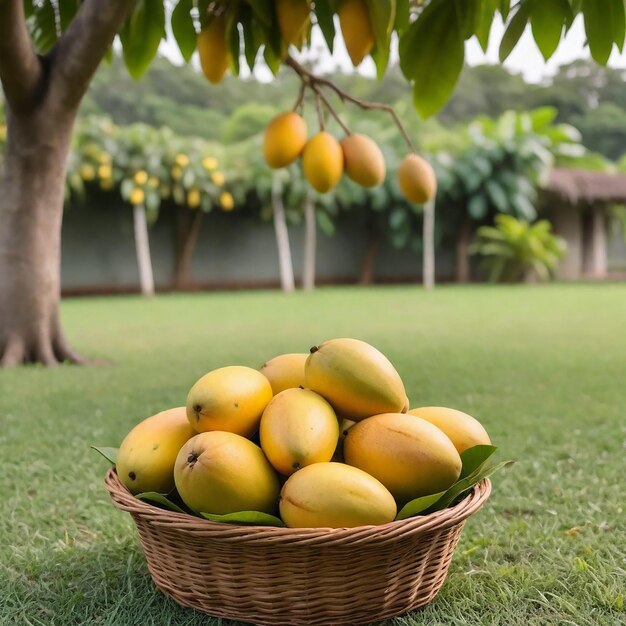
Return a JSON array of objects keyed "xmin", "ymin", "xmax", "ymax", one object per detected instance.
[{"xmin": 546, "ymin": 168, "xmax": 626, "ymax": 205}]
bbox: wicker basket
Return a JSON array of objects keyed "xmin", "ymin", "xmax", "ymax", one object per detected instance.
[{"xmin": 105, "ymin": 468, "xmax": 491, "ymax": 625}]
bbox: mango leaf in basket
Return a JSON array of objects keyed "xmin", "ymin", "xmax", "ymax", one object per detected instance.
[
  {"xmin": 200, "ymin": 511, "xmax": 285, "ymax": 527},
  {"xmin": 135, "ymin": 492, "xmax": 187, "ymax": 514},
  {"xmin": 459, "ymin": 444, "xmax": 498, "ymax": 479},
  {"xmin": 396, "ymin": 490, "xmax": 447, "ymax": 520},
  {"xmin": 91, "ymin": 445, "xmax": 119, "ymax": 464}
]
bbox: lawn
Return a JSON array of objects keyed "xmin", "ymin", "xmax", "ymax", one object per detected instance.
[{"xmin": 1, "ymin": 284, "xmax": 625, "ymax": 626}]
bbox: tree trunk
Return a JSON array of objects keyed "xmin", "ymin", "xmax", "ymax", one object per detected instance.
[
  {"xmin": 133, "ymin": 204, "xmax": 155, "ymax": 297},
  {"xmin": 271, "ymin": 177, "xmax": 295, "ymax": 293},
  {"xmin": 302, "ymin": 190, "xmax": 316, "ymax": 291},
  {"xmin": 173, "ymin": 206, "xmax": 203, "ymax": 290},
  {"xmin": 0, "ymin": 106, "xmax": 85, "ymax": 366},
  {"xmin": 422, "ymin": 200, "xmax": 435, "ymax": 290},
  {"xmin": 359, "ymin": 218, "xmax": 382, "ymax": 285},
  {"xmin": 455, "ymin": 218, "xmax": 472, "ymax": 283}
]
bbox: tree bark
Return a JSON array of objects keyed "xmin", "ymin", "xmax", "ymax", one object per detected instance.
[
  {"xmin": 302, "ymin": 190, "xmax": 316, "ymax": 291},
  {"xmin": 133, "ymin": 204, "xmax": 155, "ymax": 297},
  {"xmin": 271, "ymin": 177, "xmax": 295, "ymax": 293},
  {"xmin": 173, "ymin": 207, "xmax": 204, "ymax": 290},
  {"xmin": 422, "ymin": 200, "xmax": 435, "ymax": 290},
  {"xmin": 0, "ymin": 0, "xmax": 132, "ymax": 366},
  {"xmin": 359, "ymin": 217, "xmax": 381, "ymax": 285},
  {"xmin": 455, "ymin": 218, "xmax": 472, "ymax": 284}
]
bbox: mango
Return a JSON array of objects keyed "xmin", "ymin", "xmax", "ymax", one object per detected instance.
[
  {"xmin": 409, "ymin": 406, "xmax": 491, "ymax": 454},
  {"xmin": 302, "ymin": 132, "xmax": 344, "ymax": 193},
  {"xmin": 338, "ymin": 0, "xmax": 374, "ymax": 66},
  {"xmin": 197, "ymin": 16, "xmax": 230, "ymax": 84},
  {"xmin": 276, "ymin": 0, "xmax": 311, "ymax": 47},
  {"xmin": 397, "ymin": 153, "xmax": 437, "ymax": 203},
  {"xmin": 186, "ymin": 365, "xmax": 272, "ymax": 437},
  {"xmin": 305, "ymin": 337, "xmax": 406, "ymax": 421},
  {"xmin": 344, "ymin": 413, "xmax": 462, "ymax": 503},
  {"xmin": 341, "ymin": 133, "xmax": 386, "ymax": 187},
  {"xmin": 263, "ymin": 112, "xmax": 308, "ymax": 169},
  {"xmin": 260, "ymin": 388, "xmax": 339, "ymax": 475},
  {"xmin": 339, "ymin": 417, "xmax": 356, "ymax": 440},
  {"xmin": 174, "ymin": 431, "xmax": 280, "ymax": 514},
  {"xmin": 259, "ymin": 352, "xmax": 308, "ymax": 395},
  {"xmin": 279, "ymin": 462, "xmax": 396, "ymax": 528},
  {"xmin": 117, "ymin": 407, "xmax": 194, "ymax": 495}
]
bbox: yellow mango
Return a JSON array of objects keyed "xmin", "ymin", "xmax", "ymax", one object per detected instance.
[
  {"xmin": 340, "ymin": 133, "xmax": 386, "ymax": 187},
  {"xmin": 260, "ymin": 388, "xmax": 339, "ymax": 475},
  {"xmin": 276, "ymin": 0, "xmax": 311, "ymax": 46},
  {"xmin": 197, "ymin": 16, "xmax": 230, "ymax": 84},
  {"xmin": 397, "ymin": 153, "xmax": 437, "ymax": 203},
  {"xmin": 302, "ymin": 132, "xmax": 344, "ymax": 193},
  {"xmin": 305, "ymin": 337, "xmax": 406, "ymax": 421},
  {"xmin": 344, "ymin": 413, "xmax": 462, "ymax": 503},
  {"xmin": 186, "ymin": 365, "xmax": 272, "ymax": 437},
  {"xmin": 338, "ymin": 0, "xmax": 374, "ymax": 66},
  {"xmin": 339, "ymin": 417, "xmax": 356, "ymax": 440},
  {"xmin": 263, "ymin": 112, "xmax": 308, "ymax": 169},
  {"xmin": 280, "ymin": 462, "xmax": 396, "ymax": 528},
  {"xmin": 117, "ymin": 407, "xmax": 194, "ymax": 495},
  {"xmin": 409, "ymin": 406, "xmax": 491, "ymax": 454},
  {"xmin": 174, "ymin": 431, "xmax": 280, "ymax": 514},
  {"xmin": 259, "ymin": 352, "xmax": 308, "ymax": 395}
]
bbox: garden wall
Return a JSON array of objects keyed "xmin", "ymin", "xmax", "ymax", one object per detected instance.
[{"xmin": 60, "ymin": 198, "xmax": 458, "ymax": 293}]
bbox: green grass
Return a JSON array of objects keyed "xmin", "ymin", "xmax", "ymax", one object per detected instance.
[{"xmin": 1, "ymin": 284, "xmax": 625, "ymax": 626}]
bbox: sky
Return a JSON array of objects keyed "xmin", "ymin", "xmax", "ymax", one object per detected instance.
[{"xmin": 164, "ymin": 15, "xmax": 626, "ymax": 83}]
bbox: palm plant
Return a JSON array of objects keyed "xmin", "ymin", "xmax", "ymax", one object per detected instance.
[{"xmin": 472, "ymin": 215, "xmax": 566, "ymax": 283}]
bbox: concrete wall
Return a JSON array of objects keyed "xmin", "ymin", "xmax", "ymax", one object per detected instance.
[{"xmin": 60, "ymin": 198, "xmax": 457, "ymax": 292}]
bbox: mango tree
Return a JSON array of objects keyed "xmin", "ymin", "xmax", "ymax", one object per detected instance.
[{"xmin": 0, "ymin": 0, "xmax": 623, "ymax": 366}]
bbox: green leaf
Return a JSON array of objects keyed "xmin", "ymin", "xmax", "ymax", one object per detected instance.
[
  {"xmin": 315, "ymin": 0, "xmax": 336, "ymax": 53},
  {"xmin": 485, "ymin": 179, "xmax": 509, "ymax": 212},
  {"xmin": 90, "ymin": 445, "xmax": 118, "ymax": 465},
  {"xmin": 394, "ymin": 0, "xmax": 410, "ymax": 33},
  {"xmin": 401, "ymin": 2, "xmax": 465, "ymax": 118},
  {"xmin": 58, "ymin": 0, "xmax": 80, "ymax": 32},
  {"xmin": 246, "ymin": 0, "xmax": 272, "ymax": 25},
  {"xmin": 200, "ymin": 511, "xmax": 285, "ymax": 526},
  {"xmin": 226, "ymin": 10, "xmax": 241, "ymax": 76},
  {"xmin": 457, "ymin": 0, "xmax": 482, "ymax": 39},
  {"xmin": 120, "ymin": 0, "xmax": 165, "ymax": 79},
  {"xmin": 499, "ymin": 0, "xmax": 511, "ymax": 20},
  {"xmin": 611, "ymin": 0, "xmax": 626, "ymax": 52},
  {"xmin": 263, "ymin": 43, "xmax": 281, "ymax": 76},
  {"xmin": 396, "ymin": 491, "xmax": 447, "ymax": 520},
  {"xmin": 136, "ymin": 492, "xmax": 187, "ymax": 514},
  {"xmin": 242, "ymin": 11, "xmax": 263, "ymax": 70},
  {"xmin": 459, "ymin": 444, "xmax": 498, "ymax": 479},
  {"xmin": 476, "ymin": 0, "xmax": 499, "ymax": 52},
  {"xmin": 468, "ymin": 193, "xmax": 488, "ymax": 219},
  {"xmin": 582, "ymin": 0, "xmax": 619, "ymax": 64},
  {"xmin": 499, "ymin": 0, "xmax": 532, "ymax": 62},
  {"xmin": 426, "ymin": 459, "xmax": 515, "ymax": 513},
  {"xmin": 316, "ymin": 210, "xmax": 335, "ymax": 236},
  {"xmin": 365, "ymin": 0, "xmax": 395, "ymax": 78},
  {"xmin": 28, "ymin": 0, "xmax": 58, "ymax": 54},
  {"xmin": 530, "ymin": 0, "xmax": 570, "ymax": 60},
  {"xmin": 171, "ymin": 0, "xmax": 197, "ymax": 63}
]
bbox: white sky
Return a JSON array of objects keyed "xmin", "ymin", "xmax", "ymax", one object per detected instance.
[{"xmin": 163, "ymin": 15, "xmax": 626, "ymax": 83}]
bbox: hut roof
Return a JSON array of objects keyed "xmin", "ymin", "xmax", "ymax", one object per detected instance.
[{"xmin": 546, "ymin": 168, "xmax": 626, "ymax": 205}]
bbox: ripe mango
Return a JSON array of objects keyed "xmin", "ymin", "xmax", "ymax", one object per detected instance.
[
  {"xmin": 276, "ymin": 0, "xmax": 311, "ymax": 47},
  {"xmin": 339, "ymin": 417, "xmax": 356, "ymax": 440},
  {"xmin": 117, "ymin": 407, "xmax": 194, "ymax": 495},
  {"xmin": 197, "ymin": 16, "xmax": 230, "ymax": 84},
  {"xmin": 305, "ymin": 338, "xmax": 406, "ymax": 421},
  {"xmin": 397, "ymin": 153, "xmax": 437, "ymax": 203},
  {"xmin": 409, "ymin": 406, "xmax": 491, "ymax": 454},
  {"xmin": 341, "ymin": 133, "xmax": 386, "ymax": 187},
  {"xmin": 260, "ymin": 388, "xmax": 339, "ymax": 475},
  {"xmin": 338, "ymin": 0, "xmax": 374, "ymax": 66},
  {"xmin": 174, "ymin": 431, "xmax": 280, "ymax": 514},
  {"xmin": 186, "ymin": 365, "xmax": 272, "ymax": 437},
  {"xmin": 279, "ymin": 462, "xmax": 396, "ymax": 528},
  {"xmin": 259, "ymin": 352, "xmax": 308, "ymax": 395},
  {"xmin": 302, "ymin": 132, "xmax": 344, "ymax": 193},
  {"xmin": 263, "ymin": 112, "xmax": 308, "ymax": 169},
  {"xmin": 344, "ymin": 413, "xmax": 462, "ymax": 503}
]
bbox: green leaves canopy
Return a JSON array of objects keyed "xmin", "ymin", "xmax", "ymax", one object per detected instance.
[{"xmin": 23, "ymin": 0, "xmax": 626, "ymax": 118}]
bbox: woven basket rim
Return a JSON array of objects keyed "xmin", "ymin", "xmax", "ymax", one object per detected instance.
[{"xmin": 105, "ymin": 468, "xmax": 491, "ymax": 546}]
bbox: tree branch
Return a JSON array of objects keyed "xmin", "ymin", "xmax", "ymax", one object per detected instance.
[
  {"xmin": 0, "ymin": 0, "xmax": 43, "ymax": 112},
  {"xmin": 286, "ymin": 56, "xmax": 416, "ymax": 152},
  {"xmin": 50, "ymin": 0, "xmax": 134, "ymax": 108}
]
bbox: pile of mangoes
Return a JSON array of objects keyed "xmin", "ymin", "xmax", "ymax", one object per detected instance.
[{"xmin": 115, "ymin": 338, "xmax": 492, "ymax": 528}]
